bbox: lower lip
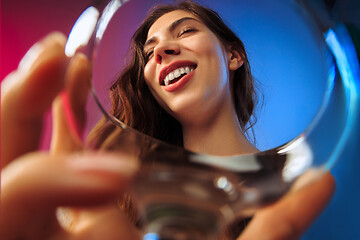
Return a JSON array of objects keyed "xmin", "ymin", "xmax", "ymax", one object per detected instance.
[{"xmin": 162, "ymin": 70, "xmax": 195, "ymax": 92}]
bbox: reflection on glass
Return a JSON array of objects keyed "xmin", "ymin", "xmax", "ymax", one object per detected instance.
[{"xmin": 65, "ymin": 6, "xmax": 99, "ymax": 57}]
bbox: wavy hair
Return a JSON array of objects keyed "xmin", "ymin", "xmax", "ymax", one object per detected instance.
[{"xmin": 91, "ymin": 0, "xmax": 258, "ymax": 148}]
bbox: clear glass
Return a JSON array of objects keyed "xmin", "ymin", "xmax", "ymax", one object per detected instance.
[{"xmin": 65, "ymin": 0, "xmax": 359, "ymax": 239}]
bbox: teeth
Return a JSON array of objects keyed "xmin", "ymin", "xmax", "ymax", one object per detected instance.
[
  {"xmin": 174, "ymin": 69, "xmax": 181, "ymax": 78},
  {"xmin": 164, "ymin": 66, "xmax": 195, "ymax": 86},
  {"xmin": 164, "ymin": 76, "xmax": 170, "ymax": 86}
]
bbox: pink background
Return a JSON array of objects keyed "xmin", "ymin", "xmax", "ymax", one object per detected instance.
[
  {"xmin": 1, "ymin": 0, "xmax": 90, "ymax": 148},
  {"xmin": 1, "ymin": 0, "xmax": 89, "ymax": 79}
]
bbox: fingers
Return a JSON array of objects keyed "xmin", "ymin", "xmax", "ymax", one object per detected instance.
[
  {"xmin": 2, "ymin": 151, "xmax": 137, "ymax": 208},
  {"xmin": 1, "ymin": 32, "xmax": 68, "ymax": 167},
  {"xmin": 68, "ymin": 205, "xmax": 141, "ymax": 240},
  {"xmin": 51, "ymin": 53, "xmax": 91, "ymax": 153},
  {"xmin": 238, "ymin": 172, "xmax": 335, "ymax": 240},
  {"xmin": 1, "ymin": 151, "xmax": 138, "ymax": 239}
]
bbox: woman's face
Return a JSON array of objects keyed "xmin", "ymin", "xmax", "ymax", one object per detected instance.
[{"xmin": 143, "ymin": 10, "xmax": 242, "ymax": 125}]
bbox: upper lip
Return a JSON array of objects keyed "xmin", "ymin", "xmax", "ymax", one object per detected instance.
[{"xmin": 159, "ymin": 60, "xmax": 197, "ymax": 85}]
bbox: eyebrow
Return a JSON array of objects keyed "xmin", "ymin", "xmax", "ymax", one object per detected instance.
[{"xmin": 143, "ymin": 17, "xmax": 200, "ymax": 49}]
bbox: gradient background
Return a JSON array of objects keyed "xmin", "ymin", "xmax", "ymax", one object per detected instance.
[{"xmin": 2, "ymin": 0, "xmax": 360, "ymax": 239}]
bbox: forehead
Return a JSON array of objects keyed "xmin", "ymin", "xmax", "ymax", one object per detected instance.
[{"xmin": 147, "ymin": 10, "xmax": 200, "ymax": 38}]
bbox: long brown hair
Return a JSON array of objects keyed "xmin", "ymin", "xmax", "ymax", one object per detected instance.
[{"xmin": 96, "ymin": 0, "xmax": 258, "ymax": 147}]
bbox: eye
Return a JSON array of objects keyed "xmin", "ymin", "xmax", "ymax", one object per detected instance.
[
  {"xmin": 145, "ymin": 49, "xmax": 154, "ymax": 61},
  {"xmin": 178, "ymin": 27, "xmax": 197, "ymax": 37}
]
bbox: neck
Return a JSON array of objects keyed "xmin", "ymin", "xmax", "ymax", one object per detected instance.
[{"xmin": 181, "ymin": 102, "xmax": 258, "ymax": 156}]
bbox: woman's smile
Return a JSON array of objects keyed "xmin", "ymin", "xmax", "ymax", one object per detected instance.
[
  {"xmin": 163, "ymin": 66, "xmax": 196, "ymax": 92},
  {"xmin": 159, "ymin": 61, "xmax": 196, "ymax": 86},
  {"xmin": 159, "ymin": 60, "xmax": 197, "ymax": 91}
]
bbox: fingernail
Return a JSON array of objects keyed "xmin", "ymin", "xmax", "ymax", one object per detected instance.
[
  {"xmin": 18, "ymin": 32, "xmax": 66, "ymax": 71},
  {"xmin": 18, "ymin": 41, "xmax": 44, "ymax": 71},
  {"xmin": 68, "ymin": 152, "xmax": 138, "ymax": 177}
]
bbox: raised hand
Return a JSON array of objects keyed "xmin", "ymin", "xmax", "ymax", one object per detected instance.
[{"xmin": 1, "ymin": 32, "xmax": 139, "ymax": 240}]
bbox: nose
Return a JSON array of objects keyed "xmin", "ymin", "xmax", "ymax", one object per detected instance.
[{"xmin": 154, "ymin": 41, "xmax": 180, "ymax": 64}]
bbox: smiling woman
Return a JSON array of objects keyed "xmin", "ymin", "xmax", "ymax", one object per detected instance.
[
  {"xmin": 91, "ymin": 2, "xmax": 259, "ymax": 156},
  {"xmin": 143, "ymin": 10, "xmax": 256, "ymax": 156}
]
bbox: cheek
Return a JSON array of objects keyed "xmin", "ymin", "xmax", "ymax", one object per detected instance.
[
  {"xmin": 144, "ymin": 63, "xmax": 163, "ymax": 102},
  {"xmin": 143, "ymin": 64, "xmax": 153, "ymax": 85},
  {"xmin": 143, "ymin": 63, "xmax": 175, "ymax": 115},
  {"xmin": 202, "ymin": 44, "xmax": 229, "ymax": 81},
  {"xmin": 195, "ymin": 35, "xmax": 227, "ymax": 67},
  {"xmin": 144, "ymin": 62, "xmax": 159, "ymax": 93}
]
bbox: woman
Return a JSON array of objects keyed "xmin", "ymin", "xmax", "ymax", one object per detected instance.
[
  {"xmin": 91, "ymin": 1, "xmax": 258, "ymax": 156},
  {"xmin": 1, "ymin": 1, "xmax": 335, "ymax": 239}
]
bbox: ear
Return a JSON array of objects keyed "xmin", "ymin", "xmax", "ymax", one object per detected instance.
[{"xmin": 227, "ymin": 45, "xmax": 244, "ymax": 71}]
